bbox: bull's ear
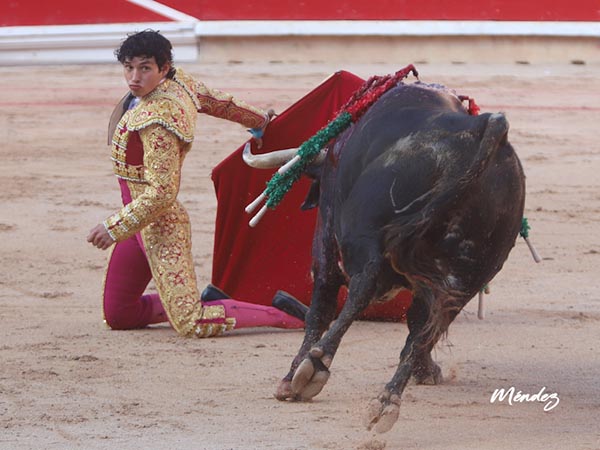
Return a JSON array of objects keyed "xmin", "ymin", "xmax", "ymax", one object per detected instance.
[{"xmin": 301, "ymin": 180, "xmax": 321, "ymax": 210}]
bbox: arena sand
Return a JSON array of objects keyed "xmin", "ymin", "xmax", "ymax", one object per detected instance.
[{"xmin": 0, "ymin": 60, "xmax": 598, "ymax": 449}]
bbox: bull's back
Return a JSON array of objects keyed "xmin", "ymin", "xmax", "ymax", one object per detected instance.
[
  {"xmin": 334, "ymin": 84, "xmax": 475, "ymax": 200},
  {"xmin": 332, "ymin": 84, "xmax": 484, "ymax": 232},
  {"xmin": 330, "ymin": 83, "xmax": 525, "ymax": 292}
]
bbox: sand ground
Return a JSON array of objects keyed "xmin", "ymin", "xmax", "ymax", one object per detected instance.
[{"xmin": 0, "ymin": 58, "xmax": 599, "ymax": 450}]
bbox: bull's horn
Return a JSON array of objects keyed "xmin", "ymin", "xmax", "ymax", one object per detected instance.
[
  {"xmin": 242, "ymin": 142, "xmax": 299, "ymax": 169},
  {"xmin": 277, "ymin": 150, "xmax": 326, "ymax": 172},
  {"xmin": 276, "ymin": 150, "xmax": 327, "ymax": 174}
]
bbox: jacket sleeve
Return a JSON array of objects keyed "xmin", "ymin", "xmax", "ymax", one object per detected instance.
[
  {"xmin": 103, "ymin": 124, "xmax": 182, "ymax": 242},
  {"xmin": 193, "ymin": 80, "xmax": 268, "ymax": 129}
]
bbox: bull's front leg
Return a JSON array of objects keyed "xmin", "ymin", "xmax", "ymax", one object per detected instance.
[
  {"xmin": 275, "ymin": 279, "xmax": 342, "ymax": 400},
  {"xmin": 290, "ymin": 257, "xmax": 383, "ymax": 401},
  {"xmin": 275, "ymin": 214, "xmax": 344, "ymax": 401}
]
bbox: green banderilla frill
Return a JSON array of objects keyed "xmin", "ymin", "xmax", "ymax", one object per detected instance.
[
  {"xmin": 519, "ymin": 216, "xmax": 542, "ymax": 263},
  {"xmin": 520, "ymin": 217, "xmax": 531, "ymax": 239},
  {"xmin": 264, "ymin": 111, "xmax": 353, "ymax": 209}
]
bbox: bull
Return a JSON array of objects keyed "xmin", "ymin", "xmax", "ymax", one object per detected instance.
[{"xmin": 243, "ymin": 78, "xmax": 525, "ymax": 432}]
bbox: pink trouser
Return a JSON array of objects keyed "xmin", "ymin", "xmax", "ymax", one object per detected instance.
[{"xmin": 102, "ymin": 232, "xmax": 304, "ymax": 332}]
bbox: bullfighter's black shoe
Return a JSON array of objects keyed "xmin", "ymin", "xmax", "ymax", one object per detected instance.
[
  {"xmin": 271, "ymin": 290, "xmax": 309, "ymax": 321},
  {"xmin": 200, "ymin": 284, "xmax": 230, "ymax": 301}
]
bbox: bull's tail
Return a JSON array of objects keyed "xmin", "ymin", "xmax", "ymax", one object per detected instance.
[
  {"xmin": 433, "ymin": 112, "xmax": 510, "ymax": 228},
  {"xmin": 383, "ymin": 113, "xmax": 510, "ymax": 347},
  {"xmin": 454, "ymin": 112, "xmax": 510, "ymax": 195},
  {"xmin": 385, "ymin": 112, "xmax": 509, "ymax": 260}
]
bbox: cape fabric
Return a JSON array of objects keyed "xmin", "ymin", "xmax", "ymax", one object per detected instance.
[{"xmin": 210, "ymin": 70, "xmax": 411, "ymax": 321}]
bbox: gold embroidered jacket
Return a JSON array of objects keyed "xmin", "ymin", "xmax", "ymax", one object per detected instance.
[{"xmin": 102, "ymin": 68, "xmax": 267, "ymax": 337}]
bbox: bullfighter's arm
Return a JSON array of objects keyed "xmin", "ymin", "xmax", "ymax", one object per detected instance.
[{"xmin": 193, "ymin": 79, "xmax": 269, "ymax": 129}]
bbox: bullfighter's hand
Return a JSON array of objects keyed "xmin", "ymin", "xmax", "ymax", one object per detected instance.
[
  {"xmin": 253, "ymin": 108, "xmax": 277, "ymax": 149},
  {"xmin": 87, "ymin": 224, "xmax": 115, "ymax": 250}
]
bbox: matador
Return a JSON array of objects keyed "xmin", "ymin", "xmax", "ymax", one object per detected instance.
[{"xmin": 88, "ymin": 31, "xmax": 306, "ymax": 337}]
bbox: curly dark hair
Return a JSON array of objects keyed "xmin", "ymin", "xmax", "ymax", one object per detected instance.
[{"xmin": 115, "ymin": 29, "xmax": 176, "ymax": 78}]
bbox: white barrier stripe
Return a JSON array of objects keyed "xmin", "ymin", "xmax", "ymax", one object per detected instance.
[
  {"xmin": 0, "ymin": 22, "xmax": 199, "ymax": 64},
  {"xmin": 126, "ymin": 0, "xmax": 199, "ymax": 23},
  {"xmin": 0, "ymin": 22, "xmax": 197, "ymax": 40},
  {"xmin": 2, "ymin": 20, "xmax": 598, "ymax": 41},
  {"xmin": 1, "ymin": 19, "xmax": 598, "ymax": 64},
  {"xmin": 194, "ymin": 20, "xmax": 600, "ymax": 37}
]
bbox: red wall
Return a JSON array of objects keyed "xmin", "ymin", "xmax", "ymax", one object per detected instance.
[
  {"xmin": 2, "ymin": 0, "xmax": 599, "ymax": 27},
  {"xmin": 0, "ymin": 0, "xmax": 170, "ymax": 27},
  {"xmin": 163, "ymin": 0, "xmax": 600, "ymax": 21}
]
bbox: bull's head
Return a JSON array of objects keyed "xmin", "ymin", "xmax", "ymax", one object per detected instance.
[
  {"xmin": 242, "ymin": 142, "xmax": 327, "ymax": 170},
  {"xmin": 242, "ymin": 143, "xmax": 327, "ymax": 223}
]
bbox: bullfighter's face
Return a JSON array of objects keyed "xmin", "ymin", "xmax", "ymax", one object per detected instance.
[{"xmin": 122, "ymin": 56, "xmax": 170, "ymax": 98}]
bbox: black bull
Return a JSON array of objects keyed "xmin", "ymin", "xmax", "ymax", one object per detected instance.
[{"xmin": 249, "ymin": 81, "xmax": 525, "ymax": 432}]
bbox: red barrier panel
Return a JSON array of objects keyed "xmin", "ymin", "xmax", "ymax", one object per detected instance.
[
  {"xmin": 1, "ymin": 0, "xmax": 171, "ymax": 27},
  {"xmin": 163, "ymin": 0, "xmax": 600, "ymax": 21},
  {"xmin": 3, "ymin": 0, "xmax": 598, "ymax": 27}
]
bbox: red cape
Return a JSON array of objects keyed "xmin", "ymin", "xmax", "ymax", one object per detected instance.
[{"xmin": 210, "ymin": 70, "xmax": 411, "ymax": 321}]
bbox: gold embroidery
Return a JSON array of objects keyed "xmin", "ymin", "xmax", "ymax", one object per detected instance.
[
  {"xmin": 107, "ymin": 123, "xmax": 229, "ymax": 337},
  {"xmin": 111, "ymin": 160, "xmax": 146, "ymax": 183},
  {"xmin": 140, "ymin": 203, "xmax": 229, "ymax": 337},
  {"xmin": 193, "ymin": 305, "xmax": 236, "ymax": 337},
  {"xmin": 110, "ymin": 114, "xmax": 147, "ymax": 183},
  {"xmin": 105, "ymin": 125, "xmax": 186, "ymax": 242},
  {"xmin": 173, "ymin": 68, "xmax": 268, "ymax": 129},
  {"xmin": 194, "ymin": 317, "xmax": 236, "ymax": 338},
  {"xmin": 128, "ymin": 79, "xmax": 197, "ymax": 142},
  {"xmin": 201, "ymin": 304, "xmax": 226, "ymax": 320}
]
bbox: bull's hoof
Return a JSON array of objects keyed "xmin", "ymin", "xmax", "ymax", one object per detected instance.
[
  {"xmin": 290, "ymin": 348, "xmax": 331, "ymax": 401},
  {"xmin": 275, "ymin": 378, "xmax": 298, "ymax": 401},
  {"xmin": 365, "ymin": 391, "xmax": 401, "ymax": 434},
  {"xmin": 413, "ymin": 361, "xmax": 443, "ymax": 385}
]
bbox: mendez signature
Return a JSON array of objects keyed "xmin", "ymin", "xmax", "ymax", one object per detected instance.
[{"xmin": 490, "ymin": 386, "xmax": 560, "ymax": 411}]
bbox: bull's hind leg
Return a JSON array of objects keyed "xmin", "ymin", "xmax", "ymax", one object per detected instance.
[
  {"xmin": 408, "ymin": 291, "xmax": 443, "ymax": 386},
  {"xmin": 366, "ymin": 283, "xmax": 444, "ymax": 433},
  {"xmin": 290, "ymin": 256, "xmax": 385, "ymax": 401}
]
